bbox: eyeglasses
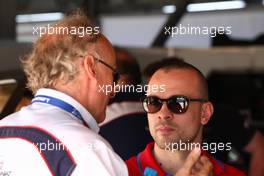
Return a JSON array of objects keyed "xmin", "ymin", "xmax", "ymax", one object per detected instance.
[
  {"xmin": 94, "ymin": 57, "xmax": 120, "ymax": 84},
  {"xmin": 142, "ymin": 96, "xmax": 208, "ymax": 114}
]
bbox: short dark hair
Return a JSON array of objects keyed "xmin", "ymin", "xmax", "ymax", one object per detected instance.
[
  {"xmin": 143, "ymin": 57, "xmax": 209, "ymax": 99},
  {"xmin": 115, "ymin": 47, "xmax": 141, "ymax": 85}
]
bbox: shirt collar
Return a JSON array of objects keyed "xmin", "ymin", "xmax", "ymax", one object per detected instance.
[
  {"xmin": 35, "ymin": 88, "xmax": 100, "ymax": 133},
  {"xmin": 139, "ymin": 142, "xmax": 168, "ymax": 176},
  {"xmin": 140, "ymin": 142, "xmax": 225, "ymax": 176}
]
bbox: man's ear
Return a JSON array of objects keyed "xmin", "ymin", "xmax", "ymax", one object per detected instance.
[
  {"xmin": 83, "ymin": 54, "xmax": 97, "ymax": 80},
  {"xmin": 201, "ymin": 102, "xmax": 214, "ymax": 125}
]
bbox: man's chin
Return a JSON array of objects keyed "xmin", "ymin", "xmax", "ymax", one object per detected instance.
[
  {"xmin": 155, "ymin": 138, "xmax": 174, "ymax": 149},
  {"xmin": 155, "ymin": 136, "xmax": 182, "ymax": 149}
]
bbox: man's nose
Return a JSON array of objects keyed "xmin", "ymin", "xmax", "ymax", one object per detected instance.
[{"xmin": 157, "ymin": 103, "xmax": 173, "ymax": 120}]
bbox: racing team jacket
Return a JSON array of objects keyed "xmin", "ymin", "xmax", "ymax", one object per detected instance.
[
  {"xmin": 0, "ymin": 88, "xmax": 128, "ymax": 176},
  {"xmin": 126, "ymin": 142, "xmax": 246, "ymax": 176}
]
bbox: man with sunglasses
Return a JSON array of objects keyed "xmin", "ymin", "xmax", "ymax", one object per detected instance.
[{"xmin": 126, "ymin": 58, "xmax": 246, "ymax": 176}]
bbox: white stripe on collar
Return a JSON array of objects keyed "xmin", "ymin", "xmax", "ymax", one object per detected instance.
[{"xmin": 35, "ymin": 88, "xmax": 99, "ymax": 133}]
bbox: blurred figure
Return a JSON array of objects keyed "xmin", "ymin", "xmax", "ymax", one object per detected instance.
[
  {"xmin": 100, "ymin": 46, "xmax": 143, "ymax": 125},
  {"xmin": 244, "ymin": 130, "xmax": 264, "ymax": 176},
  {"xmin": 114, "ymin": 46, "xmax": 141, "ymax": 86},
  {"xmin": 206, "ymin": 71, "xmax": 264, "ymax": 176},
  {"xmin": 99, "ymin": 47, "xmax": 153, "ymax": 160},
  {"xmin": 14, "ymin": 88, "xmax": 33, "ymax": 112},
  {"xmin": 206, "ymin": 103, "xmax": 264, "ymax": 176}
]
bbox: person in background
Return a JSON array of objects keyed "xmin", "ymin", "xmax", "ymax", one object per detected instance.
[
  {"xmin": 205, "ymin": 103, "xmax": 264, "ymax": 176},
  {"xmin": 14, "ymin": 88, "xmax": 34, "ymax": 112},
  {"xmin": 99, "ymin": 47, "xmax": 153, "ymax": 160},
  {"xmin": 100, "ymin": 46, "xmax": 143, "ymax": 125}
]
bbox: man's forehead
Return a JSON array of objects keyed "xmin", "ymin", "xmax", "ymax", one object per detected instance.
[
  {"xmin": 149, "ymin": 68, "xmax": 194, "ymax": 83},
  {"xmin": 147, "ymin": 68, "xmax": 201, "ymax": 96},
  {"xmin": 154, "ymin": 67, "xmax": 200, "ymax": 79}
]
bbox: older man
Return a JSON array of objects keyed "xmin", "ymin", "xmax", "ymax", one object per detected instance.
[
  {"xmin": 0, "ymin": 12, "xmax": 127, "ymax": 175},
  {"xmin": 126, "ymin": 58, "xmax": 246, "ymax": 176}
]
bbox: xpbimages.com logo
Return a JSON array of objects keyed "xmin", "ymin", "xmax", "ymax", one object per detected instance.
[
  {"xmin": 33, "ymin": 140, "xmax": 98, "ymax": 153},
  {"xmin": 164, "ymin": 24, "xmax": 232, "ymax": 38},
  {"xmin": 33, "ymin": 24, "xmax": 100, "ymax": 37},
  {"xmin": 164, "ymin": 140, "xmax": 232, "ymax": 154},
  {"xmin": 98, "ymin": 82, "xmax": 166, "ymax": 95}
]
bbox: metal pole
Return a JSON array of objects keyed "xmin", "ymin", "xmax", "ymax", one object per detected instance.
[
  {"xmin": 0, "ymin": 0, "xmax": 16, "ymax": 40},
  {"xmin": 151, "ymin": 0, "xmax": 191, "ymax": 47}
]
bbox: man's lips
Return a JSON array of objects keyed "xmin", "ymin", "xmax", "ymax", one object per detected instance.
[{"xmin": 156, "ymin": 125, "xmax": 175, "ymax": 135}]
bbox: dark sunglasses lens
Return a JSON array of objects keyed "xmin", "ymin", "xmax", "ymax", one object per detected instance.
[
  {"xmin": 143, "ymin": 97, "xmax": 162, "ymax": 113},
  {"xmin": 167, "ymin": 97, "xmax": 188, "ymax": 114}
]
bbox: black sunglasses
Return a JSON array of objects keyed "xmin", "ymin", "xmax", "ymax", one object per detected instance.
[
  {"xmin": 142, "ymin": 96, "xmax": 208, "ymax": 114},
  {"xmin": 94, "ymin": 57, "xmax": 120, "ymax": 84}
]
